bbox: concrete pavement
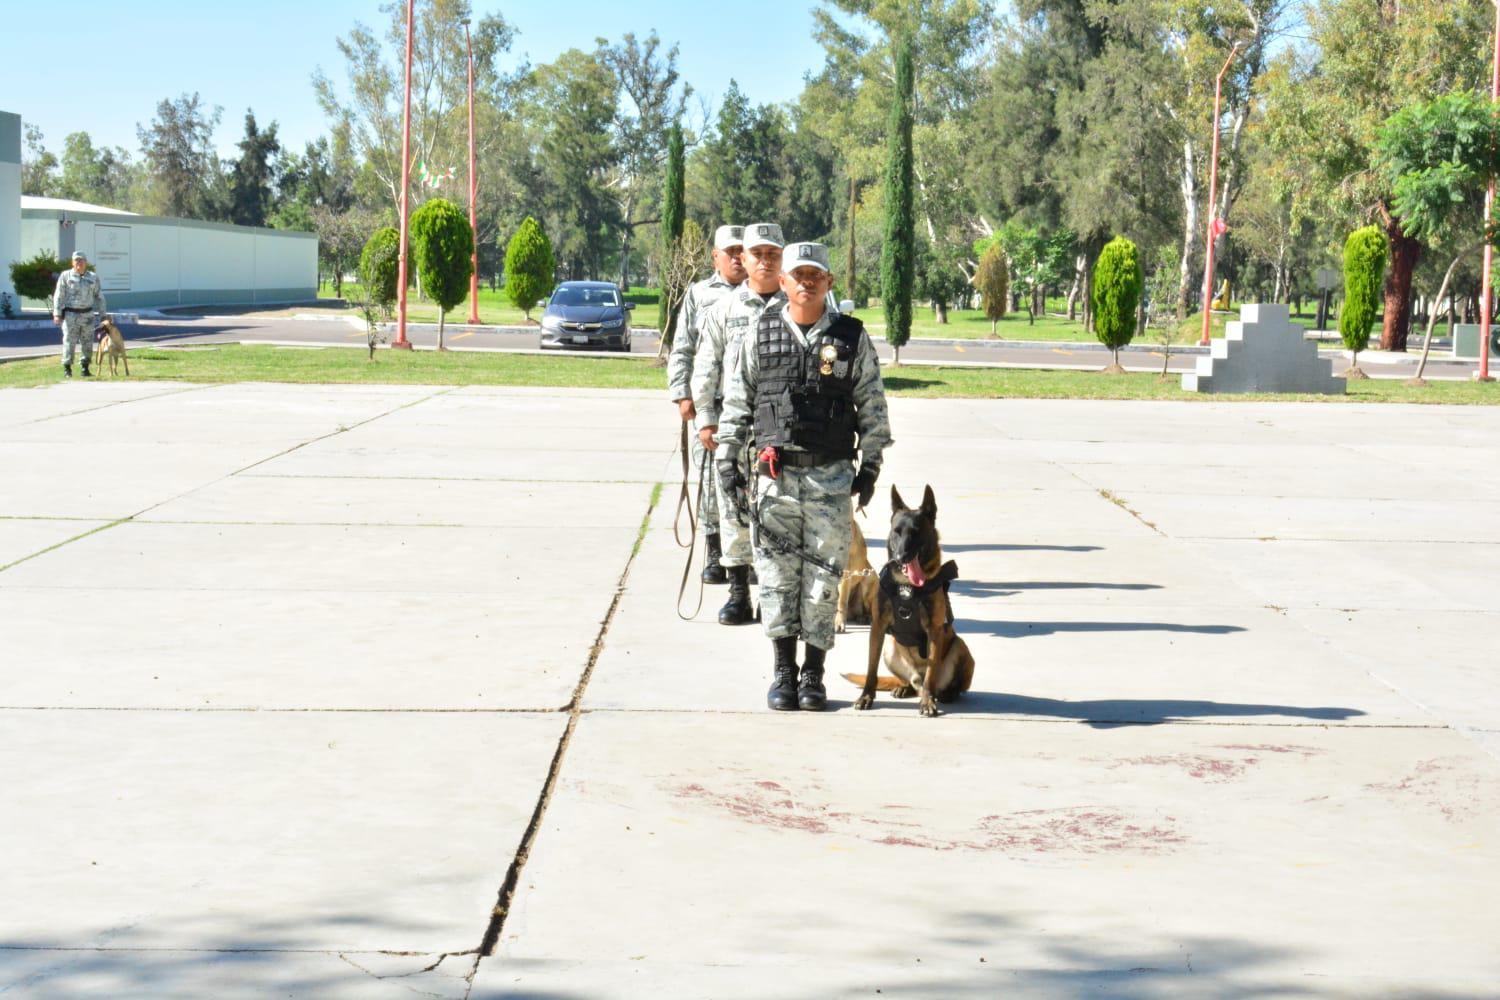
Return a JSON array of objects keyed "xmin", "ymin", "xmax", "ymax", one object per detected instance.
[{"xmin": 1, "ymin": 384, "xmax": 1497, "ymax": 997}]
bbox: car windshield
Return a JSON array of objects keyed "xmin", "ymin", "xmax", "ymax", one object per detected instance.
[{"xmin": 551, "ymin": 286, "xmax": 621, "ymax": 308}]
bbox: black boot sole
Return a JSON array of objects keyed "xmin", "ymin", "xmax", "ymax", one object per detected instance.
[
  {"xmin": 768, "ymin": 694, "xmax": 800, "ymax": 711},
  {"xmin": 701, "ymin": 568, "xmax": 728, "ymax": 585},
  {"xmin": 718, "ymin": 607, "xmax": 755, "ymax": 626},
  {"xmin": 798, "ymin": 695, "xmax": 828, "ymax": 711}
]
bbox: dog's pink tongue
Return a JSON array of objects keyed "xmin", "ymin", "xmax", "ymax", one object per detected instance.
[{"xmin": 905, "ymin": 560, "xmax": 927, "ymax": 588}]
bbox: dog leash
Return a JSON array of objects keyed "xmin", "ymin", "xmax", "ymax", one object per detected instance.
[
  {"xmin": 672, "ymin": 421, "xmax": 698, "ymax": 549},
  {"xmin": 675, "ymin": 443, "xmax": 711, "ymax": 621},
  {"xmin": 746, "ymin": 465, "xmax": 844, "ymax": 579}
]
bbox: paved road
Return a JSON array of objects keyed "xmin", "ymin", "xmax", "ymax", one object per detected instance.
[{"xmin": 1, "ymin": 312, "xmax": 1483, "ymax": 379}]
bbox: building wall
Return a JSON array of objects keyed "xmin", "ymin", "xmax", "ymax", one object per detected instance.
[
  {"xmin": 17, "ymin": 209, "xmax": 317, "ymax": 309},
  {"xmin": 0, "ymin": 111, "xmax": 20, "ymax": 301}
]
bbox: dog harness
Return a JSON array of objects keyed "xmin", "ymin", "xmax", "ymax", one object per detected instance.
[
  {"xmin": 878, "ymin": 560, "xmax": 959, "ymax": 660},
  {"xmin": 752, "ymin": 309, "xmax": 864, "ymax": 461}
]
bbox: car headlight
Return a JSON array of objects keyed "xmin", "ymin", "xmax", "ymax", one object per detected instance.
[
  {"xmin": 601, "ymin": 317, "xmax": 624, "ymax": 329},
  {"xmin": 541, "ymin": 316, "xmax": 562, "ymax": 332}
]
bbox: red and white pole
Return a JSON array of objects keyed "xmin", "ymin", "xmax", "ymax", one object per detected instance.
[
  {"xmin": 465, "ymin": 20, "xmax": 480, "ymax": 326},
  {"xmin": 1199, "ymin": 44, "xmax": 1240, "ymax": 347},
  {"xmin": 393, "ymin": 0, "xmax": 415, "ymax": 350},
  {"xmin": 1477, "ymin": 0, "xmax": 1500, "ymax": 382}
]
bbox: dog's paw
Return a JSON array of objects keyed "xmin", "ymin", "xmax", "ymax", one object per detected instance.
[
  {"xmin": 853, "ymin": 692, "xmax": 875, "ymax": 711},
  {"xmin": 891, "ymin": 684, "xmax": 916, "ymax": 699},
  {"xmin": 919, "ymin": 695, "xmax": 941, "ymax": 718},
  {"xmin": 834, "ymin": 614, "xmax": 847, "ymax": 634}
]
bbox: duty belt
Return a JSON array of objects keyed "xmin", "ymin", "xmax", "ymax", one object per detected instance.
[
  {"xmin": 61, "ymin": 307, "xmax": 93, "ymax": 314},
  {"xmin": 758, "ymin": 450, "xmax": 834, "ymax": 474}
]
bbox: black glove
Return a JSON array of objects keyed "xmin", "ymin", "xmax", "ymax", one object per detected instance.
[
  {"xmin": 852, "ymin": 464, "xmax": 879, "ymax": 509},
  {"xmin": 717, "ymin": 458, "xmax": 748, "ymax": 525}
]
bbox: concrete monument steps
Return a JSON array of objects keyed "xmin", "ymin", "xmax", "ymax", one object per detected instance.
[{"xmin": 1184, "ymin": 302, "xmax": 1346, "ymax": 395}]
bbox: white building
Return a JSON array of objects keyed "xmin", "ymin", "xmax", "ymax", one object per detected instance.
[{"xmin": 2, "ymin": 109, "xmax": 318, "ymax": 312}]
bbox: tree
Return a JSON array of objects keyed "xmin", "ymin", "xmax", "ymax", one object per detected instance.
[
  {"xmin": 1261, "ymin": 0, "xmax": 1492, "ymax": 351},
  {"xmin": 658, "ymin": 121, "xmax": 687, "ymax": 347},
  {"xmin": 136, "ymin": 93, "xmax": 224, "ymax": 220},
  {"xmin": 56, "ymin": 132, "xmax": 138, "ymax": 210},
  {"xmin": 1143, "ymin": 243, "xmax": 1181, "ymax": 378},
  {"xmin": 1339, "ymin": 225, "xmax": 1387, "ymax": 379},
  {"xmin": 1092, "ymin": 236, "xmax": 1142, "ymax": 372},
  {"xmin": 656, "ymin": 220, "xmax": 707, "ymax": 362},
  {"xmin": 1373, "ymin": 93, "xmax": 1500, "ymax": 382},
  {"xmin": 504, "ymin": 217, "xmax": 556, "ymax": 321},
  {"xmin": 314, "ymin": 1, "xmax": 517, "ymax": 218},
  {"xmin": 915, "ymin": 242, "xmax": 969, "ymax": 324},
  {"xmin": 881, "ymin": 35, "xmax": 916, "ymax": 365},
  {"xmin": 10, "ymin": 251, "xmax": 73, "ymax": 301},
  {"xmin": 20, "ymin": 125, "xmax": 58, "ymax": 196},
  {"xmin": 598, "ymin": 31, "xmax": 690, "ymax": 287},
  {"xmin": 358, "ymin": 226, "xmax": 401, "ymax": 359},
  {"xmin": 228, "ymin": 111, "xmax": 281, "ymax": 228},
  {"xmin": 975, "ymin": 241, "xmax": 1010, "ymax": 336},
  {"xmin": 312, "ymin": 205, "xmax": 376, "ymax": 298},
  {"xmin": 410, "ymin": 198, "xmax": 474, "ymax": 350}
]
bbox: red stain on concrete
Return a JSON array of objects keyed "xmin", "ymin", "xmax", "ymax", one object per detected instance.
[
  {"xmin": 1214, "ymin": 743, "xmax": 1324, "ymax": 757},
  {"xmin": 670, "ymin": 782, "xmax": 1186, "ymax": 855},
  {"xmin": 1363, "ymin": 757, "xmax": 1493, "ymax": 823},
  {"xmin": 1109, "ymin": 753, "xmax": 1251, "ymax": 782}
]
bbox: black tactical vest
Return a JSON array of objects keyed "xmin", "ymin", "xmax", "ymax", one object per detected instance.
[
  {"xmin": 878, "ymin": 560, "xmax": 959, "ymax": 659},
  {"xmin": 752, "ymin": 310, "xmax": 864, "ymax": 459}
]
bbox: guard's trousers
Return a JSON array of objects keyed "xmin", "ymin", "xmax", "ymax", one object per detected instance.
[
  {"xmin": 61, "ymin": 314, "xmax": 94, "ymax": 367},
  {"xmin": 751, "ymin": 460, "xmax": 853, "ymax": 651}
]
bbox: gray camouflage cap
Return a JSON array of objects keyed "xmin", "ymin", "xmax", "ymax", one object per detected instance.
[
  {"xmin": 713, "ymin": 225, "xmax": 745, "ymax": 250},
  {"xmin": 742, "ymin": 222, "xmax": 784, "ymax": 250},
  {"xmin": 71, "ymin": 251, "xmax": 87, "ymax": 261},
  {"xmin": 784, "ymin": 242, "xmax": 830, "ymax": 273}
]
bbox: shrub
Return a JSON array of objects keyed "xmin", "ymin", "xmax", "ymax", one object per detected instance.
[
  {"xmin": 358, "ymin": 227, "xmax": 401, "ymax": 317},
  {"xmin": 975, "ymin": 242, "xmax": 1009, "ymax": 336},
  {"xmin": 1091, "ymin": 236, "xmax": 1143, "ymax": 371},
  {"xmin": 410, "ymin": 198, "xmax": 475, "ymax": 350},
  {"xmin": 10, "ymin": 250, "xmax": 74, "ymax": 301},
  {"xmin": 504, "ymin": 217, "xmax": 556, "ymax": 322},
  {"xmin": 1340, "ymin": 225, "xmax": 1387, "ymax": 367}
]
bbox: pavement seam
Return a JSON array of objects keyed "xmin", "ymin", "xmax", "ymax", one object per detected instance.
[
  {"xmin": 0, "ymin": 386, "xmax": 455, "ymax": 576},
  {"xmin": 18, "ymin": 383, "xmax": 218, "ymax": 426},
  {"xmin": 470, "ymin": 482, "xmax": 663, "ymax": 979}
]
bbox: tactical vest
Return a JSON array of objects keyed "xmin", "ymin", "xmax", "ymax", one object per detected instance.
[
  {"xmin": 752, "ymin": 310, "xmax": 863, "ymax": 459},
  {"xmin": 878, "ymin": 560, "xmax": 959, "ymax": 659}
]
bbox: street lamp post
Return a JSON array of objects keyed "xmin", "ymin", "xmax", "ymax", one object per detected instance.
[
  {"xmin": 1478, "ymin": 0, "xmax": 1500, "ymax": 382},
  {"xmin": 463, "ymin": 17, "xmax": 480, "ymax": 326},
  {"xmin": 1199, "ymin": 43, "xmax": 1241, "ymax": 347},
  {"xmin": 393, "ymin": 0, "xmax": 415, "ymax": 349}
]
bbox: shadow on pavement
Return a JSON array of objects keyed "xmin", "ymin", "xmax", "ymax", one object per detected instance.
[
  {"xmin": 952, "ymin": 580, "xmax": 1163, "ymax": 598},
  {"xmin": 953, "ymin": 690, "xmax": 1366, "ymax": 727},
  {"xmin": 958, "ymin": 618, "xmax": 1246, "ymax": 638}
]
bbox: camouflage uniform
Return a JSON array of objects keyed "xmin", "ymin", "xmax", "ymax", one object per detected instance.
[
  {"xmin": 668, "ymin": 271, "xmax": 739, "ymax": 533},
  {"xmin": 717, "ymin": 299, "xmax": 891, "ymax": 652},
  {"xmin": 692, "ymin": 282, "xmax": 788, "ymax": 569},
  {"xmin": 52, "ymin": 262, "xmax": 106, "ymax": 374}
]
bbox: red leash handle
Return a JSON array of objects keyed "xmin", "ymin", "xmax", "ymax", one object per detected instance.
[{"xmin": 757, "ymin": 446, "xmax": 780, "ymax": 479}]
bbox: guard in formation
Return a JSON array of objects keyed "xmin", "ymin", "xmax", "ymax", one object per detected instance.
[
  {"xmin": 691, "ymin": 223, "xmax": 789, "ymax": 626},
  {"xmin": 668, "ymin": 225, "xmax": 747, "ymax": 583},
  {"xmin": 715, "ymin": 242, "xmax": 892, "ymax": 711},
  {"xmin": 52, "ymin": 251, "xmax": 107, "ymax": 378}
]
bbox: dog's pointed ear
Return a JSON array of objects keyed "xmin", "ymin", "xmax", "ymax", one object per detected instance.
[
  {"xmin": 890, "ymin": 485, "xmax": 907, "ymax": 512},
  {"xmin": 921, "ymin": 485, "xmax": 937, "ymax": 517}
]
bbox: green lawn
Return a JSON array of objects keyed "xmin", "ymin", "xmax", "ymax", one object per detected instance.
[{"xmin": 3, "ymin": 344, "xmax": 1495, "ymax": 404}]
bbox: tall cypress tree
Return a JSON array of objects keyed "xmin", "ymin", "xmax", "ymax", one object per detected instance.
[
  {"xmin": 880, "ymin": 36, "xmax": 916, "ymax": 364},
  {"xmin": 660, "ymin": 121, "xmax": 687, "ymax": 342}
]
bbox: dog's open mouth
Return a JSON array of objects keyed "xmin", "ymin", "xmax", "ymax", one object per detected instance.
[{"xmin": 904, "ymin": 559, "xmax": 927, "ymax": 588}]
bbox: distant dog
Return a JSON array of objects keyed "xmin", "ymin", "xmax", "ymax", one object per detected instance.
[
  {"xmin": 92, "ymin": 319, "xmax": 129, "ymax": 376},
  {"xmin": 834, "ymin": 504, "xmax": 876, "ymax": 632},
  {"xmin": 849, "ymin": 485, "xmax": 975, "ymax": 717}
]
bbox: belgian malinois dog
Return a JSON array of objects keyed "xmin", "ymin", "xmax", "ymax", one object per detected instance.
[
  {"xmin": 835, "ymin": 505, "xmax": 876, "ymax": 632},
  {"xmin": 93, "ymin": 319, "xmax": 129, "ymax": 376},
  {"xmin": 849, "ymin": 485, "xmax": 975, "ymax": 717}
]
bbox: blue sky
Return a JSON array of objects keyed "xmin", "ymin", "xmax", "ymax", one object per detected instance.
[{"xmin": 5, "ymin": 0, "xmax": 835, "ymax": 160}]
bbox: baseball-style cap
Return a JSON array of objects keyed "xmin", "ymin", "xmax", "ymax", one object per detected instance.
[
  {"xmin": 713, "ymin": 225, "xmax": 745, "ymax": 250},
  {"xmin": 743, "ymin": 223, "xmax": 784, "ymax": 250},
  {"xmin": 71, "ymin": 251, "xmax": 87, "ymax": 261},
  {"xmin": 784, "ymin": 242, "xmax": 831, "ymax": 273}
]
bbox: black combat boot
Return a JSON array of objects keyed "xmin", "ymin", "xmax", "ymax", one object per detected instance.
[
  {"xmin": 798, "ymin": 644, "xmax": 828, "ymax": 711},
  {"xmin": 80, "ymin": 360, "xmax": 92, "ymax": 377},
  {"xmin": 717, "ymin": 565, "xmax": 755, "ymax": 626},
  {"xmin": 701, "ymin": 533, "xmax": 728, "ymax": 584},
  {"xmin": 767, "ymin": 636, "xmax": 799, "ymax": 711},
  {"xmin": 63, "ymin": 363, "xmax": 72, "ymax": 379}
]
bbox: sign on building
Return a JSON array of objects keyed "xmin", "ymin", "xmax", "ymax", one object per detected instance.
[{"xmin": 95, "ymin": 224, "xmax": 131, "ymax": 292}]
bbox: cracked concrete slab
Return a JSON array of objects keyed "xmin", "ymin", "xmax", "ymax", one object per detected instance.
[
  {"xmin": 480, "ymin": 713, "xmax": 1500, "ymax": 997},
  {"xmin": 0, "ymin": 948, "xmax": 474, "ymax": 1000},
  {"xmin": 0, "ymin": 711, "xmax": 565, "ymax": 959},
  {"xmin": 0, "ymin": 382, "xmax": 197, "ymax": 429},
  {"xmin": 0, "ymin": 518, "xmax": 111, "ymax": 568}
]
